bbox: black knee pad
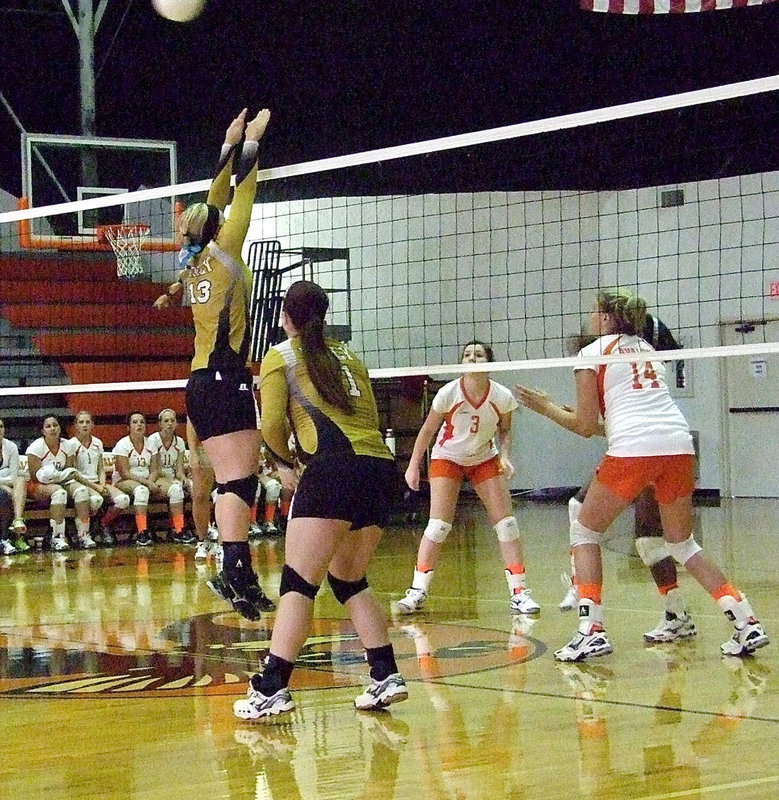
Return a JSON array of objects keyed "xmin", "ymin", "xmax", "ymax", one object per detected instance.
[
  {"xmin": 279, "ymin": 564, "xmax": 319, "ymax": 600},
  {"xmin": 327, "ymin": 572, "xmax": 369, "ymax": 604},
  {"xmin": 215, "ymin": 473, "xmax": 258, "ymax": 508}
]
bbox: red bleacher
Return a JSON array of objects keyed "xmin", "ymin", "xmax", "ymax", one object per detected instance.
[
  {"xmin": 0, "ymin": 252, "xmax": 193, "ymax": 445},
  {"xmin": 6, "ymin": 303, "xmax": 192, "ymax": 329}
]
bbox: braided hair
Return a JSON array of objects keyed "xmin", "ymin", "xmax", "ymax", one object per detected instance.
[{"xmin": 283, "ymin": 281, "xmax": 353, "ymax": 414}]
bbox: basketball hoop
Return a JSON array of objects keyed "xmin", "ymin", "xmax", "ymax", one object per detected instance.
[{"xmin": 98, "ymin": 224, "xmax": 151, "ymax": 278}]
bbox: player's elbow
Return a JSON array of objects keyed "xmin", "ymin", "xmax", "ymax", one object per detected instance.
[{"xmin": 576, "ymin": 419, "xmax": 600, "ymax": 438}]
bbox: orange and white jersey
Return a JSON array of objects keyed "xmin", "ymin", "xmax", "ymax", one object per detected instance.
[
  {"xmin": 26, "ymin": 437, "xmax": 73, "ymax": 472},
  {"xmin": 67, "ymin": 436, "xmax": 104, "ymax": 481},
  {"xmin": 430, "ymin": 378, "xmax": 517, "ymax": 467},
  {"xmin": 147, "ymin": 432, "xmax": 186, "ymax": 478},
  {"xmin": 111, "ymin": 436, "xmax": 154, "ymax": 483},
  {"xmin": 577, "ymin": 334, "xmax": 694, "ymax": 458}
]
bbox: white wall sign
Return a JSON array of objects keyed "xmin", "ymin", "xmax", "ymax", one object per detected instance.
[{"xmin": 750, "ymin": 358, "xmax": 768, "ymax": 379}]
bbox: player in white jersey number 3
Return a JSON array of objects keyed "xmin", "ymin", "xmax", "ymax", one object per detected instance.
[{"xmin": 396, "ymin": 340, "xmax": 540, "ymax": 617}]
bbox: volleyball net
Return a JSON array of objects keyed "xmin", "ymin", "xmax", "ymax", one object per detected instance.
[{"xmin": 0, "ymin": 75, "xmax": 778, "ymax": 494}]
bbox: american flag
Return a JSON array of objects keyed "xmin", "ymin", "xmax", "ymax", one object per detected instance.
[{"xmin": 582, "ymin": 0, "xmax": 777, "ymax": 12}]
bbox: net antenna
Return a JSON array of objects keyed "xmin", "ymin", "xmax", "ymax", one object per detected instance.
[{"xmin": 98, "ymin": 224, "xmax": 151, "ymax": 278}]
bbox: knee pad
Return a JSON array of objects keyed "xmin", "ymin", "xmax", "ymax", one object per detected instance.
[
  {"xmin": 494, "ymin": 515, "xmax": 520, "ymax": 542},
  {"xmin": 133, "ymin": 485, "xmax": 150, "ymax": 506},
  {"xmin": 72, "ymin": 485, "xmax": 90, "ymax": 504},
  {"xmin": 50, "ymin": 488, "xmax": 67, "ymax": 507},
  {"xmin": 279, "ymin": 564, "xmax": 319, "ymax": 600},
  {"xmin": 570, "ymin": 519, "xmax": 601, "ymax": 548},
  {"xmin": 665, "ymin": 535, "xmax": 702, "ymax": 565},
  {"xmin": 568, "ymin": 496, "xmax": 583, "ymax": 525},
  {"xmin": 114, "ymin": 492, "xmax": 131, "ymax": 510},
  {"xmin": 263, "ymin": 478, "xmax": 282, "ymax": 504},
  {"xmin": 327, "ymin": 572, "xmax": 369, "ymax": 604},
  {"xmin": 423, "ymin": 518, "xmax": 452, "ymax": 544},
  {"xmin": 89, "ymin": 493, "xmax": 104, "ymax": 512},
  {"xmin": 167, "ymin": 482, "xmax": 185, "ymax": 504},
  {"xmin": 215, "ymin": 473, "xmax": 258, "ymax": 508},
  {"xmin": 635, "ymin": 536, "xmax": 669, "ymax": 567}
]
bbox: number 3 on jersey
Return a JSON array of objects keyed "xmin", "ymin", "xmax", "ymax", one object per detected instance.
[
  {"xmin": 631, "ymin": 361, "xmax": 660, "ymax": 390},
  {"xmin": 188, "ymin": 279, "xmax": 212, "ymax": 304}
]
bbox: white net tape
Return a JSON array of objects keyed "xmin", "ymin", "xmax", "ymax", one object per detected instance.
[{"xmin": 104, "ymin": 225, "xmax": 150, "ymax": 277}]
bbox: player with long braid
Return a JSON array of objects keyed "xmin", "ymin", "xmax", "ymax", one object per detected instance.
[
  {"xmin": 233, "ymin": 280, "xmax": 407, "ymax": 720},
  {"xmin": 160, "ymin": 108, "xmax": 274, "ymax": 619}
]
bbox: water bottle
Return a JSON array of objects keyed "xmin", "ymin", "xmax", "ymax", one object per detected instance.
[{"xmin": 384, "ymin": 428, "xmax": 396, "ymax": 456}]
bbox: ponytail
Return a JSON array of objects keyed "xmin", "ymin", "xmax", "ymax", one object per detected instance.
[
  {"xmin": 597, "ymin": 288, "xmax": 647, "ymax": 336},
  {"xmin": 284, "ymin": 280, "xmax": 353, "ymax": 414}
]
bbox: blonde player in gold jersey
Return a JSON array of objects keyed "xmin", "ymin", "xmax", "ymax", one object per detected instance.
[
  {"xmin": 233, "ymin": 280, "xmax": 408, "ymax": 721},
  {"xmin": 158, "ymin": 107, "xmax": 274, "ymax": 619}
]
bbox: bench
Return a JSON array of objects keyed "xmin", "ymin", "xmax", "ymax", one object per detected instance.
[{"xmin": 17, "ymin": 453, "xmax": 192, "ymax": 535}]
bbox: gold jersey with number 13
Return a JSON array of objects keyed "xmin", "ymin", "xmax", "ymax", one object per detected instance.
[{"xmin": 186, "ymin": 141, "xmax": 257, "ymax": 373}]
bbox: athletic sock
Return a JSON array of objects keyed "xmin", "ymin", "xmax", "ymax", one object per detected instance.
[
  {"xmin": 577, "ymin": 596, "xmax": 604, "ymax": 635},
  {"xmin": 102, "ymin": 505, "xmax": 121, "ymax": 525},
  {"xmin": 505, "ymin": 563, "xmax": 526, "ymax": 594},
  {"xmin": 660, "ymin": 585, "xmax": 685, "ymax": 616},
  {"xmin": 412, "ymin": 566, "xmax": 434, "ymax": 593},
  {"xmin": 711, "ymin": 582, "xmax": 742, "ymax": 603},
  {"xmin": 254, "ymin": 653, "xmax": 294, "ymax": 695},
  {"xmin": 222, "ymin": 540, "xmax": 254, "ymax": 581},
  {"xmin": 365, "ymin": 643, "xmax": 399, "ymax": 681}
]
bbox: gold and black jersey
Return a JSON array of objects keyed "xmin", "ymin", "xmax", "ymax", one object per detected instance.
[
  {"xmin": 259, "ymin": 337, "xmax": 392, "ymax": 467},
  {"xmin": 186, "ymin": 141, "xmax": 259, "ymax": 373}
]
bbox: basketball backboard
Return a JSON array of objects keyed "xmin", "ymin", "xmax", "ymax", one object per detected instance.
[{"xmin": 20, "ymin": 132, "xmax": 178, "ymax": 251}]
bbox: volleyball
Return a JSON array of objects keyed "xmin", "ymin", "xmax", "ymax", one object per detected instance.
[{"xmin": 152, "ymin": 0, "xmax": 206, "ymax": 22}]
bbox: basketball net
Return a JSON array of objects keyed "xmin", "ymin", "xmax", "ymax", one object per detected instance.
[{"xmin": 103, "ymin": 225, "xmax": 150, "ymax": 278}]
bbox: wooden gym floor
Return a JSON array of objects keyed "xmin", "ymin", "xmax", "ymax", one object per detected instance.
[{"xmin": 0, "ymin": 497, "xmax": 776, "ymax": 800}]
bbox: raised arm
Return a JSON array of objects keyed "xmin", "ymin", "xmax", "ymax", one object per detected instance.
[
  {"xmin": 404, "ymin": 408, "xmax": 446, "ymax": 491},
  {"xmin": 217, "ymin": 108, "xmax": 271, "ymax": 258},
  {"xmin": 514, "ymin": 369, "xmax": 601, "ymax": 438},
  {"xmin": 206, "ymin": 108, "xmax": 246, "ymax": 211}
]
